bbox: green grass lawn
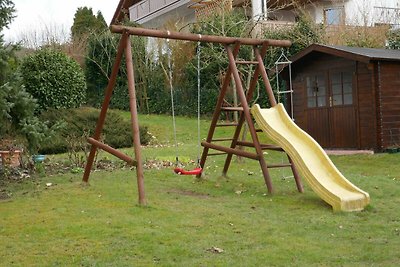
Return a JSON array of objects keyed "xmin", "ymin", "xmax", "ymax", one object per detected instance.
[{"xmin": 1, "ymin": 113, "xmax": 400, "ymax": 266}]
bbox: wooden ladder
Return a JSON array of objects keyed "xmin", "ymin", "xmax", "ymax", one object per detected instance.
[{"xmin": 198, "ymin": 42, "xmax": 303, "ymax": 194}]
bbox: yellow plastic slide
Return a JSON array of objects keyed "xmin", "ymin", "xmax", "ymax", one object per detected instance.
[{"xmin": 251, "ymin": 104, "xmax": 370, "ymax": 212}]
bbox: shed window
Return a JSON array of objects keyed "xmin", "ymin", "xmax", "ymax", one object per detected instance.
[
  {"xmin": 331, "ymin": 71, "xmax": 353, "ymax": 106},
  {"xmin": 306, "ymin": 75, "xmax": 326, "ymax": 108}
]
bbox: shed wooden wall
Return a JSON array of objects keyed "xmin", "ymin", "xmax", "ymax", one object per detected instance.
[
  {"xmin": 287, "ymin": 51, "xmax": 400, "ymax": 151},
  {"xmin": 356, "ymin": 62, "xmax": 377, "ymax": 150},
  {"xmin": 291, "ymin": 53, "xmax": 359, "ymax": 148},
  {"xmin": 286, "ymin": 51, "xmax": 400, "ymax": 151},
  {"xmin": 378, "ymin": 62, "xmax": 400, "ymax": 149}
]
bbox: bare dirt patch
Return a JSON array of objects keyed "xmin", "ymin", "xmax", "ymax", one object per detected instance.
[
  {"xmin": 0, "ymin": 190, "xmax": 11, "ymax": 201},
  {"xmin": 167, "ymin": 189, "xmax": 210, "ymax": 199}
]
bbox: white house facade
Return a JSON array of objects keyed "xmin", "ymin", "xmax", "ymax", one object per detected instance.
[
  {"xmin": 310, "ymin": 0, "xmax": 400, "ymax": 28},
  {"xmin": 113, "ymin": 0, "xmax": 400, "ymax": 29}
]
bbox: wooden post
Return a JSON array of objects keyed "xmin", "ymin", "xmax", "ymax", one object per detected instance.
[
  {"xmin": 124, "ymin": 33, "xmax": 147, "ymax": 205},
  {"xmin": 196, "ymin": 44, "xmax": 241, "ymax": 178},
  {"xmin": 111, "ymin": 25, "xmax": 291, "ymax": 47},
  {"xmin": 254, "ymin": 48, "xmax": 277, "ymax": 107},
  {"xmin": 82, "ymin": 33, "xmax": 129, "ymax": 183},
  {"xmin": 222, "ymin": 44, "xmax": 268, "ymax": 175},
  {"xmin": 287, "ymin": 155, "xmax": 304, "ymax": 193},
  {"xmin": 226, "ymin": 45, "xmax": 274, "ymax": 193}
]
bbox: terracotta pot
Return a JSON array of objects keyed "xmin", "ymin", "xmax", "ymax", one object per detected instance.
[{"xmin": 0, "ymin": 150, "xmax": 22, "ymax": 167}]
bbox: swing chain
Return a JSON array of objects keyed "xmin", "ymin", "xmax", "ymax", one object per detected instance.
[
  {"xmin": 168, "ymin": 39, "xmax": 202, "ymax": 172},
  {"xmin": 196, "ymin": 41, "xmax": 201, "ymax": 168}
]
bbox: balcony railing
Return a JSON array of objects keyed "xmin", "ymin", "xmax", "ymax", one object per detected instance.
[{"xmin": 130, "ymin": 0, "xmax": 182, "ymax": 22}]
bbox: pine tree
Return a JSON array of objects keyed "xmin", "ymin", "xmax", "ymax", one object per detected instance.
[
  {"xmin": 71, "ymin": 7, "xmax": 108, "ymax": 39},
  {"xmin": 0, "ymin": 0, "xmax": 15, "ymax": 84}
]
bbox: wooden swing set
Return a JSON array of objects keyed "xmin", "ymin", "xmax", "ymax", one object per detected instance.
[{"xmin": 82, "ymin": 25, "xmax": 304, "ymax": 205}]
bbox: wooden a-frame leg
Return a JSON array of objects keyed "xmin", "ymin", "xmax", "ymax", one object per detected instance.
[
  {"xmin": 226, "ymin": 45, "xmax": 274, "ymax": 193},
  {"xmin": 125, "ymin": 35, "xmax": 147, "ymax": 206},
  {"xmin": 82, "ymin": 33, "xmax": 129, "ymax": 183},
  {"xmin": 287, "ymin": 155, "xmax": 304, "ymax": 193},
  {"xmin": 255, "ymin": 46, "xmax": 302, "ymax": 193},
  {"xmin": 222, "ymin": 44, "xmax": 268, "ymax": 177},
  {"xmin": 196, "ymin": 45, "xmax": 241, "ymax": 178}
]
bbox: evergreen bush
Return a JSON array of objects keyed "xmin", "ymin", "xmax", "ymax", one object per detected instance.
[
  {"xmin": 20, "ymin": 49, "xmax": 86, "ymax": 111},
  {"xmin": 39, "ymin": 107, "xmax": 151, "ymax": 154}
]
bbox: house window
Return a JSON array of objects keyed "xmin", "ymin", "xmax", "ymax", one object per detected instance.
[
  {"xmin": 306, "ymin": 74, "xmax": 326, "ymax": 108},
  {"xmin": 324, "ymin": 7, "xmax": 344, "ymax": 25},
  {"xmin": 331, "ymin": 71, "xmax": 353, "ymax": 106}
]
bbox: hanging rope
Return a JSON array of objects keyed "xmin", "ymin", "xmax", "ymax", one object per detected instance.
[
  {"xmin": 275, "ymin": 49, "xmax": 294, "ymax": 119},
  {"xmin": 196, "ymin": 41, "xmax": 201, "ymax": 167},
  {"xmin": 168, "ymin": 40, "xmax": 203, "ymax": 176},
  {"xmin": 275, "ymin": 49, "xmax": 294, "ymax": 180},
  {"xmin": 167, "ymin": 38, "xmax": 179, "ymax": 166}
]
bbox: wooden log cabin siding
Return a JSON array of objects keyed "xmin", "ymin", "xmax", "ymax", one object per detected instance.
[
  {"xmin": 285, "ymin": 44, "xmax": 400, "ymax": 151},
  {"xmin": 356, "ymin": 61, "xmax": 377, "ymax": 149},
  {"xmin": 379, "ymin": 62, "xmax": 400, "ymax": 148},
  {"xmin": 291, "ymin": 53, "xmax": 359, "ymax": 148}
]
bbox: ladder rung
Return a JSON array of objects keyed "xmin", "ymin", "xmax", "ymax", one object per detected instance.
[
  {"xmin": 216, "ymin": 123, "xmax": 239, "ymax": 127},
  {"xmin": 202, "ymin": 142, "xmax": 259, "ymax": 160},
  {"xmin": 267, "ymin": 163, "xmax": 292, "ymax": 168},
  {"xmin": 221, "ymin": 107, "xmax": 244, "ymax": 111},
  {"xmin": 236, "ymin": 141, "xmax": 284, "ymax": 151},
  {"xmin": 277, "ymin": 90, "xmax": 293, "ymax": 94},
  {"xmin": 211, "ymin": 138, "xmax": 234, "ymax": 142},
  {"xmin": 208, "ymin": 152, "xmax": 228, "ymax": 156},
  {"xmin": 235, "ymin": 60, "xmax": 259, "ymax": 65},
  {"xmin": 262, "ymin": 145, "xmax": 284, "ymax": 151}
]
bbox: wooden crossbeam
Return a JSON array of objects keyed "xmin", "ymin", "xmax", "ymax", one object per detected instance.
[
  {"xmin": 202, "ymin": 141, "xmax": 259, "ymax": 160},
  {"xmin": 87, "ymin": 138, "xmax": 137, "ymax": 166}
]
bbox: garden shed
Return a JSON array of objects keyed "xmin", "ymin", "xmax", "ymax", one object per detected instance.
[{"xmin": 283, "ymin": 44, "xmax": 400, "ymax": 152}]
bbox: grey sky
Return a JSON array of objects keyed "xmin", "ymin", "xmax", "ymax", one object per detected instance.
[{"xmin": 3, "ymin": 0, "xmax": 118, "ymax": 43}]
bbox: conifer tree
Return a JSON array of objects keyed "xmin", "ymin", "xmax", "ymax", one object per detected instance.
[{"xmin": 71, "ymin": 7, "xmax": 108, "ymax": 39}]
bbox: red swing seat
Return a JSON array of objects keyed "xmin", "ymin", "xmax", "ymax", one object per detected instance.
[{"xmin": 174, "ymin": 167, "xmax": 202, "ymax": 176}]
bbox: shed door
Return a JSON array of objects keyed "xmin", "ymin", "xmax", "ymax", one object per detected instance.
[
  {"xmin": 304, "ymin": 70, "xmax": 358, "ymax": 148},
  {"xmin": 305, "ymin": 74, "xmax": 330, "ymax": 146},
  {"xmin": 329, "ymin": 70, "xmax": 358, "ymax": 148}
]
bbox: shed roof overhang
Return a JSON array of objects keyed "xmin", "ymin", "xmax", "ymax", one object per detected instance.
[
  {"xmin": 290, "ymin": 44, "xmax": 400, "ymax": 65},
  {"xmin": 112, "ymin": 0, "xmax": 138, "ymax": 25}
]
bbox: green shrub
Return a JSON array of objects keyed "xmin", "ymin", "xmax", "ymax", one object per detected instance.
[
  {"xmin": 186, "ymin": 9, "xmax": 253, "ymax": 115},
  {"xmin": 85, "ymin": 31, "xmax": 150, "ymax": 112},
  {"xmin": 20, "ymin": 48, "xmax": 86, "ymax": 111},
  {"xmin": 387, "ymin": 29, "xmax": 400, "ymax": 49},
  {"xmin": 0, "ymin": 74, "xmax": 58, "ymax": 155},
  {"xmin": 39, "ymin": 107, "xmax": 151, "ymax": 154},
  {"xmin": 85, "ymin": 32, "xmax": 132, "ymax": 110}
]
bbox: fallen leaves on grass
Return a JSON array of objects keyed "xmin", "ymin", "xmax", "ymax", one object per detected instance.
[{"xmin": 207, "ymin": 247, "xmax": 224, "ymax": 254}]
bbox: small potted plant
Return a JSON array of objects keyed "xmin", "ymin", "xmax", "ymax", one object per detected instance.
[{"xmin": 0, "ymin": 137, "xmax": 23, "ymax": 167}]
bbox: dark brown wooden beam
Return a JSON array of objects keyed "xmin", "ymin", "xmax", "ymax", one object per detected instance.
[
  {"xmin": 83, "ymin": 33, "xmax": 129, "ymax": 183},
  {"xmin": 110, "ymin": 25, "xmax": 292, "ymax": 47},
  {"xmin": 236, "ymin": 141, "xmax": 284, "ymax": 151},
  {"xmin": 197, "ymin": 45, "xmax": 242, "ymax": 178},
  {"xmin": 255, "ymin": 47, "xmax": 277, "ymax": 107},
  {"xmin": 202, "ymin": 142, "xmax": 259, "ymax": 160},
  {"xmin": 225, "ymin": 45, "xmax": 274, "ymax": 193},
  {"xmin": 125, "ymin": 34, "xmax": 147, "ymax": 205},
  {"xmin": 87, "ymin": 138, "xmax": 137, "ymax": 166}
]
